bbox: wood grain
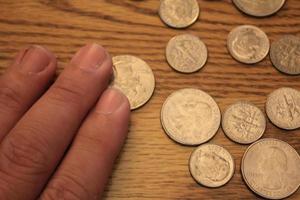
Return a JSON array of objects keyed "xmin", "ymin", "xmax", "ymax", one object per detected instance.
[{"xmin": 0, "ymin": 0, "xmax": 299, "ymax": 199}]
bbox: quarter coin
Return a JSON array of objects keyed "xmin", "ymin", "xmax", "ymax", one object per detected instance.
[
  {"xmin": 166, "ymin": 34, "xmax": 208, "ymax": 73},
  {"xmin": 189, "ymin": 144, "xmax": 235, "ymax": 188},
  {"xmin": 227, "ymin": 25, "xmax": 270, "ymax": 64},
  {"xmin": 242, "ymin": 138, "xmax": 300, "ymax": 199},
  {"xmin": 161, "ymin": 88, "xmax": 221, "ymax": 146},
  {"xmin": 111, "ymin": 55, "xmax": 155, "ymax": 110},
  {"xmin": 222, "ymin": 101, "xmax": 266, "ymax": 144}
]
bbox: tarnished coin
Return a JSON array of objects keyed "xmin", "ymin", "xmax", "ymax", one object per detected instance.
[
  {"xmin": 111, "ymin": 55, "xmax": 155, "ymax": 110},
  {"xmin": 159, "ymin": 0, "xmax": 199, "ymax": 29},
  {"xmin": 222, "ymin": 101, "xmax": 266, "ymax": 144},
  {"xmin": 266, "ymin": 87, "xmax": 300, "ymax": 130},
  {"xmin": 161, "ymin": 88, "xmax": 221, "ymax": 146},
  {"xmin": 166, "ymin": 34, "xmax": 208, "ymax": 73},
  {"xmin": 233, "ymin": 0, "xmax": 285, "ymax": 17},
  {"xmin": 242, "ymin": 138, "xmax": 300, "ymax": 199},
  {"xmin": 270, "ymin": 35, "xmax": 300, "ymax": 75},
  {"xmin": 227, "ymin": 25, "xmax": 270, "ymax": 64},
  {"xmin": 189, "ymin": 144, "xmax": 235, "ymax": 188}
]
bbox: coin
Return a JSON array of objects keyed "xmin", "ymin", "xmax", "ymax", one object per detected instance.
[
  {"xmin": 222, "ymin": 101, "xmax": 266, "ymax": 144},
  {"xmin": 227, "ymin": 25, "xmax": 270, "ymax": 64},
  {"xmin": 111, "ymin": 55, "xmax": 155, "ymax": 110},
  {"xmin": 166, "ymin": 34, "xmax": 208, "ymax": 73},
  {"xmin": 233, "ymin": 0, "xmax": 285, "ymax": 17},
  {"xmin": 270, "ymin": 35, "xmax": 300, "ymax": 75},
  {"xmin": 159, "ymin": 0, "xmax": 199, "ymax": 29},
  {"xmin": 161, "ymin": 88, "xmax": 221, "ymax": 146},
  {"xmin": 189, "ymin": 144, "xmax": 235, "ymax": 188},
  {"xmin": 242, "ymin": 138, "xmax": 300, "ymax": 199},
  {"xmin": 266, "ymin": 87, "xmax": 300, "ymax": 130}
]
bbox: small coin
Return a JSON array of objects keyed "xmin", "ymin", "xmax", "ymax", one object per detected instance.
[
  {"xmin": 242, "ymin": 138, "xmax": 300, "ymax": 199},
  {"xmin": 159, "ymin": 0, "xmax": 199, "ymax": 29},
  {"xmin": 111, "ymin": 55, "xmax": 155, "ymax": 110},
  {"xmin": 166, "ymin": 34, "xmax": 208, "ymax": 73},
  {"xmin": 189, "ymin": 144, "xmax": 235, "ymax": 188},
  {"xmin": 270, "ymin": 35, "xmax": 300, "ymax": 75},
  {"xmin": 233, "ymin": 0, "xmax": 285, "ymax": 17},
  {"xmin": 227, "ymin": 25, "xmax": 270, "ymax": 64},
  {"xmin": 222, "ymin": 101, "xmax": 266, "ymax": 144},
  {"xmin": 161, "ymin": 88, "xmax": 221, "ymax": 146},
  {"xmin": 266, "ymin": 87, "xmax": 300, "ymax": 130}
]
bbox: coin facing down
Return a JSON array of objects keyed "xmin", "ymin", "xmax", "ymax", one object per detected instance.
[
  {"xmin": 242, "ymin": 138, "xmax": 300, "ymax": 199},
  {"xmin": 233, "ymin": 0, "xmax": 285, "ymax": 17},
  {"xmin": 266, "ymin": 87, "xmax": 300, "ymax": 130},
  {"xmin": 222, "ymin": 102, "xmax": 266, "ymax": 144},
  {"xmin": 111, "ymin": 55, "xmax": 155, "ymax": 110},
  {"xmin": 161, "ymin": 88, "xmax": 221, "ymax": 146},
  {"xmin": 189, "ymin": 144, "xmax": 235, "ymax": 188},
  {"xmin": 166, "ymin": 34, "xmax": 208, "ymax": 73},
  {"xmin": 159, "ymin": 0, "xmax": 199, "ymax": 28},
  {"xmin": 270, "ymin": 35, "xmax": 300, "ymax": 75},
  {"xmin": 227, "ymin": 25, "xmax": 270, "ymax": 64}
]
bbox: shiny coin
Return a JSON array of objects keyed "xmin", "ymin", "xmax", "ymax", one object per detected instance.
[
  {"xmin": 233, "ymin": 0, "xmax": 285, "ymax": 17},
  {"xmin": 242, "ymin": 138, "xmax": 300, "ymax": 199},
  {"xmin": 111, "ymin": 55, "xmax": 155, "ymax": 110},
  {"xmin": 222, "ymin": 101, "xmax": 266, "ymax": 144},
  {"xmin": 270, "ymin": 35, "xmax": 300, "ymax": 75},
  {"xmin": 189, "ymin": 144, "xmax": 235, "ymax": 188},
  {"xmin": 161, "ymin": 88, "xmax": 221, "ymax": 146},
  {"xmin": 227, "ymin": 25, "xmax": 270, "ymax": 64},
  {"xmin": 266, "ymin": 87, "xmax": 300, "ymax": 130},
  {"xmin": 159, "ymin": 0, "xmax": 199, "ymax": 29},
  {"xmin": 166, "ymin": 34, "xmax": 208, "ymax": 73}
]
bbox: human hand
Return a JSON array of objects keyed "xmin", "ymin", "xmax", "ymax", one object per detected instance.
[{"xmin": 0, "ymin": 44, "xmax": 130, "ymax": 199}]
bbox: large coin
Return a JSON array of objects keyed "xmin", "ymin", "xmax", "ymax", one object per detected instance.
[
  {"xmin": 161, "ymin": 88, "xmax": 221, "ymax": 146},
  {"xmin": 166, "ymin": 34, "xmax": 208, "ymax": 73},
  {"xmin": 222, "ymin": 101, "xmax": 266, "ymax": 144},
  {"xmin": 111, "ymin": 55, "xmax": 155, "ymax": 110},
  {"xmin": 270, "ymin": 35, "xmax": 300, "ymax": 75},
  {"xmin": 227, "ymin": 25, "xmax": 270, "ymax": 64},
  {"xmin": 266, "ymin": 87, "xmax": 300, "ymax": 130},
  {"xmin": 189, "ymin": 144, "xmax": 235, "ymax": 188},
  {"xmin": 233, "ymin": 0, "xmax": 285, "ymax": 17},
  {"xmin": 159, "ymin": 0, "xmax": 199, "ymax": 29},
  {"xmin": 242, "ymin": 138, "xmax": 300, "ymax": 199}
]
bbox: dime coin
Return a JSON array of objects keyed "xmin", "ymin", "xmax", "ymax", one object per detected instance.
[
  {"xmin": 227, "ymin": 25, "xmax": 270, "ymax": 64},
  {"xmin": 166, "ymin": 34, "xmax": 208, "ymax": 73},
  {"xmin": 233, "ymin": 0, "xmax": 285, "ymax": 17},
  {"xmin": 189, "ymin": 144, "xmax": 235, "ymax": 188},
  {"xmin": 159, "ymin": 0, "xmax": 199, "ymax": 29},
  {"xmin": 161, "ymin": 88, "xmax": 221, "ymax": 146},
  {"xmin": 222, "ymin": 101, "xmax": 266, "ymax": 144},
  {"xmin": 270, "ymin": 35, "xmax": 300, "ymax": 75},
  {"xmin": 242, "ymin": 138, "xmax": 300, "ymax": 199},
  {"xmin": 266, "ymin": 87, "xmax": 300, "ymax": 130},
  {"xmin": 111, "ymin": 55, "xmax": 155, "ymax": 110}
]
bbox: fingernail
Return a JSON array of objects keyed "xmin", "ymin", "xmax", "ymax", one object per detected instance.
[
  {"xmin": 71, "ymin": 44, "xmax": 107, "ymax": 70},
  {"xmin": 20, "ymin": 46, "xmax": 52, "ymax": 73},
  {"xmin": 96, "ymin": 88, "xmax": 126, "ymax": 114}
]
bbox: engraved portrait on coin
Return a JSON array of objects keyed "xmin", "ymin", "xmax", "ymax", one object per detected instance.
[
  {"xmin": 189, "ymin": 144, "xmax": 235, "ymax": 187},
  {"xmin": 270, "ymin": 35, "xmax": 300, "ymax": 75},
  {"xmin": 111, "ymin": 55, "xmax": 155, "ymax": 110},
  {"xmin": 159, "ymin": 0, "xmax": 199, "ymax": 28},
  {"xmin": 161, "ymin": 89, "xmax": 220, "ymax": 146}
]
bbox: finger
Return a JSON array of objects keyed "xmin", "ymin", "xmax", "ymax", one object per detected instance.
[
  {"xmin": 41, "ymin": 88, "xmax": 130, "ymax": 199},
  {"xmin": 0, "ymin": 44, "xmax": 112, "ymax": 200},
  {"xmin": 0, "ymin": 46, "xmax": 56, "ymax": 142}
]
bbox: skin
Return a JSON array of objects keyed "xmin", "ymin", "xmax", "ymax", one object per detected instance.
[{"xmin": 0, "ymin": 44, "xmax": 130, "ymax": 199}]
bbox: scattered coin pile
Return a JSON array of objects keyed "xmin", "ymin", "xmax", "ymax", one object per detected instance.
[{"xmin": 110, "ymin": 0, "xmax": 300, "ymax": 199}]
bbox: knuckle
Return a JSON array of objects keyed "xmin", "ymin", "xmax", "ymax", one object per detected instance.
[{"xmin": 0, "ymin": 81, "xmax": 23, "ymax": 112}]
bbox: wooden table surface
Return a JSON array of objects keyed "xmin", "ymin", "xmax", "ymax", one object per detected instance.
[{"xmin": 0, "ymin": 0, "xmax": 299, "ymax": 199}]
